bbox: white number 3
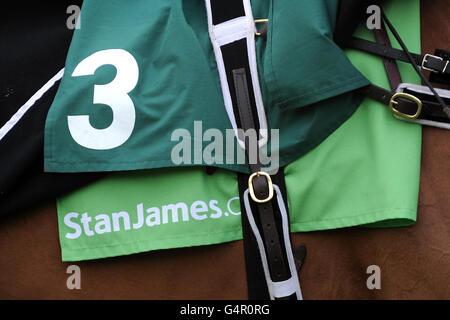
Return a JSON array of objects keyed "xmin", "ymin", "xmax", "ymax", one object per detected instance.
[{"xmin": 68, "ymin": 49, "xmax": 138, "ymax": 150}]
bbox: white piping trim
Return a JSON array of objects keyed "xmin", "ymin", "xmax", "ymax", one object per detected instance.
[
  {"xmin": 205, "ymin": 0, "xmax": 268, "ymax": 149},
  {"xmin": 243, "ymin": 185, "xmax": 303, "ymax": 300},
  {"xmin": 213, "ymin": 17, "xmax": 252, "ymax": 46},
  {"xmin": 397, "ymin": 82, "xmax": 450, "ymax": 98},
  {"xmin": 394, "ymin": 115, "xmax": 450, "ymax": 129},
  {"xmin": 0, "ymin": 68, "xmax": 65, "ymax": 141},
  {"xmin": 396, "ymin": 82, "xmax": 450, "ymax": 129}
]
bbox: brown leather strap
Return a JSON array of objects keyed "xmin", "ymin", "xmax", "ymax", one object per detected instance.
[
  {"xmin": 233, "ymin": 68, "xmax": 261, "ymax": 173},
  {"xmin": 357, "ymin": 84, "xmax": 415, "ymax": 109},
  {"xmin": 373, "ymin": 23, "xmax": 402, "ymax": 90},
  {"xmin": 233, "ymin": 68, "xmax": 291, "ymax": 284},
  {"xmin": 358, "ymin": 84, "xmax": 393, "ymax": 106},
  {"xmin": 358, "ymin": 84, "xmax": 421, "ymax": 118},
  {"xmin": 357, "ymin": 84, "xmax": 450, "ymax": 121},
  {"xmin": 358, "ymin": 11, "xmax": 450, "ymax": 122},
  {"xmin": 347, "ymin": 37, "xmax": 450, "ymax": 75}
]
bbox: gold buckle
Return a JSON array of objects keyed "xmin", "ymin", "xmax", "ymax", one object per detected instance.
[
  {"xmin": 248, "ymin": 171, "xmax": 274, "ymax": 203},
  {"xmin": 389, "ymin": 92, "xmax": 423, "ymax": 119},
  {"xmin": 254, "ymin": 19, "xmax": 268, "ymax": 37}
]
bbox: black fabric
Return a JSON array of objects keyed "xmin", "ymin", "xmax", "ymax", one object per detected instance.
[
  {"xmin": 334, "ymin": 0, "xmax": 383, "ymax": 46},
  {"xmin": 1, "ymin": 3, "xmax": 80, "ymax": 124},
  {"xmin": 0, "ymin": 84, "xmax": 104, "ymax": 216},
  {"xmin": 210, "ymin": 0, "xmax": 245, "ymax": 25},
  {"xmin": 0, "ymin": 1, "xmax": 106, "ymax": 217}
]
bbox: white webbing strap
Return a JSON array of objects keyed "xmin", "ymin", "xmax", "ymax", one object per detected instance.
[
  {"xmin": 243, "ymin": 185, "xmax": 303, "ymax": 300},
  {"xmin": 0, "ymin": 68, "xmax": 65, "ymax": 141},
  {"xmin": 394, "ymin": 83, "xmax": 450, "ymax": 129},
  {"xmin": 205, "ymin": 0, "xmax": 268, "ymax": 149}
]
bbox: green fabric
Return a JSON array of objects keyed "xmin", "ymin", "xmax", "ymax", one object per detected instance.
[
  {"xmin": 44, "ymin": 0, "xmax": 368, "ymax": 173},
  {"xmin": 288, "ymin": 0, "xmax": 422, "ymax": 231},
  {"xmin": 57, "ymin": 0, "xmax": 421, "ymax": 262},
  {"xmin": 57, "ymin": 168, "xmax": 242, "ymax": 261}
]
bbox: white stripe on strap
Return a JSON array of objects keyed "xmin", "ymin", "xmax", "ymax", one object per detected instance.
[
  {"xmin": 205, "ymin": 0, "xmax": 268, "ymax": 150},
  {"xmin": 0, "ymin": 68, "xmax": 65, "ymax": 142},
  {"xmin": 243, "ymin": 185, "xmax": 303, "ymax": 300}
]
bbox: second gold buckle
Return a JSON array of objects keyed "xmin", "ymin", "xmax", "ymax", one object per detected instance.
[{"xmin": 389, "ymin": 92, "xmax": 423, "ymax": 120}]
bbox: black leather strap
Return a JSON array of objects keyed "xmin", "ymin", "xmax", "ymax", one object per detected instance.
[
  {"xmin": 350, "ymin": 8, "xmax": 450, "ymax": 122},
  {"xmin": 402, "ymin": 87, "xmax": 450, "ymax": 122},
  {"xmin": 357, "ymin": 84, "xmax": 450, "ymax": 122},
  {"xmin": 238, "ymin": 170, "xmax": 297, "ymax": 300},
  {"xmin": 233, "ymin": 68, "xmax": 291, "ymax": 286},
  {"xmin": 429, "ymin": 49, "xmax": 450, "ymax": 85},
  {"xmin": 348, "ymin": 37, "xmax": 421, "ymax": 66},
  {"xmin": 347, "ymin": 37, "xmax": 450, "ymax": 76},
  {"xmin": 221, "ymin": 39, "xmax": 261, "ymax": 135},
  {"xmin": 379, "ymin": 9, "xmax": 450, "ymax": 120}
]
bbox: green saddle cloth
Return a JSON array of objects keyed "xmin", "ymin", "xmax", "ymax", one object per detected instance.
[
  {"xmin": 44, "ymin": 0, "xmax": 368, "ymax": 173},
  {"xmin": 57, "ymin": 0, "xmax": 421, "ymax": 261}
]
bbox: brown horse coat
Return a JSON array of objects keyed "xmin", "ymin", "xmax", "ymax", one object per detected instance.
[{"xmin": 0, "ymin": 0, "xmax": 448, "ymax": 299}]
